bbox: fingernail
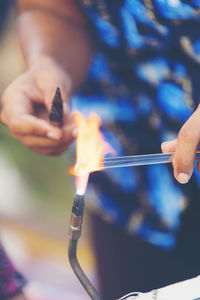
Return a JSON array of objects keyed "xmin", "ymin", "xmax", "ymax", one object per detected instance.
[
  {"xmin": 72, "ymin": 127, "xmax": 77, "ymax": 138},
  {"xmin": 47, "ymin": 131, "xmax": 61, "ymax": 140},
  {"xmin": 161, "ymin": 142, "xmax": 167, "ymax": 152},
  {"xmin": 177, "ymin": 173, "xmax": 190, "ymax": 184},
  {"xmin": 161, "ymin": 141, "xmax": 167, "ymax": 146},
  {"xmin": 63, "ymin": 102, "xmax": 69, "ymax": 115}
]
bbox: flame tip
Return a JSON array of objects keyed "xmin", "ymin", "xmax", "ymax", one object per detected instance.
[
  {"xmin": 76, "ymin": 189, "xmax": 85, "ymax": 196},
  {"xmin": 70, "ymin": 112, "xmax": 113, "ymax": 193}
]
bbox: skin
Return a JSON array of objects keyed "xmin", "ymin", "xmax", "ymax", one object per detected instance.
[
  {"xmin": 0, "ymin": 0, "xmax": 199, "ymax": 181},
  {"xmin": 1, "ymin": 0, "xmax": 94, "ymax": 156},
  {"xmin": 0, "ymin": 3, "xmax": 94, "ymax": 298},
  {"xmin": 162, "ymin": 104, "xmax": 200, "ymax": 184}
]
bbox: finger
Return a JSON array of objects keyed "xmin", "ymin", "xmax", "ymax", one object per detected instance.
[
  {"xmin": 9, "ymin": 114, "xmax": 62, "ymax": 140},
  {"xmin": 11, "ymin": 118, "xmax": 76, "ymax": 149},
  {"xmin": 161, "ymin": 139, "xmax": 177, "ymax": 153},
  {"xmin": 62, "ymin": 118, "xmax": 77, "ymax": 141},
  {"xmin": 12, "ymin": 118, "xmax": 76, "ymax": 146},
  {"xmin": 11, "ymin": 133, "xmax": 64, "ymax": 147},
  {"xmin": 13, "ymin": 134, "xmax": 74, "ymax": 148},
  {"xmin": 30, "ymin": 143, "xmax": 71, "ymax": 156},
  {"xmin": 173, "ymin": 106, "xmax": 200, "ymax": 184},
  {"xmin": 29, "ymin": 147, "xmax": 58, "ymax": 156}
]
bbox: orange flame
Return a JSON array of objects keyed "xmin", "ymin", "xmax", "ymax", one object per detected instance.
[{"xmin": 70, "ymin": 111, "xmax": 113, "ymax": 195}]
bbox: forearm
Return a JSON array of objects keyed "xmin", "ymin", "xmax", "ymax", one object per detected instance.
[{"xmin": 17, "ymin": 0, "xmax": 94, "ymax": 94}]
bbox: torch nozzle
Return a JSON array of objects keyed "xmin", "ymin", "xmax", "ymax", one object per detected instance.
[
  {"xmin": 72, "ymin": 194, "xmax": 85, "ymax": 217},
  {"xmin": 69, "ymin": 194, "xmax": 85, "ymax": 241}
]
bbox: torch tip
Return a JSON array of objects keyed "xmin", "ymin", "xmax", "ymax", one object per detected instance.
[
  {"xmin": 72, "ymin": 193, "xmax": 85, "ymax": 216},
  {"xmin": 76, "ymin": 189, "xmax": 85, "ymax": 196},
  {"xmin": 74, "ymin": 159, "xmax": 88, "ymax": 176}
]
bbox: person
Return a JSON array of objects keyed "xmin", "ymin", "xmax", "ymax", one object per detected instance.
[
  {"xmin": 0, "ymin": 1, "xmax": 27, "ymax": 299},
  {"xmin": 1, "ymin": 1, "xmax": 200, "ymax": 299},
  {"xmin": 0, "ymin": 245, "xmax": 26, "ymax": 300}
]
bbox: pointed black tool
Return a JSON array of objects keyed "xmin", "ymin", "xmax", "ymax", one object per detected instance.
[{"xmin": 49, "ymin": 87, "xmax": 63, "ymax": 127}]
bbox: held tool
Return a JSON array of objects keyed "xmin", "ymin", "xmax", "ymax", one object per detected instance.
[
  {"xmin": 100, "ymin": 152, "xmax": 200, "ymax": 169},
  {"xmin": 49, "ymin": 87, "xmax": 63, "ymax": 127}
]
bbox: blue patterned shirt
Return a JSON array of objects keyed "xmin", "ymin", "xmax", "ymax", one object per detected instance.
[{"xmin": 71, "ymin": 0, "xmax": 200, "ymax": 249}]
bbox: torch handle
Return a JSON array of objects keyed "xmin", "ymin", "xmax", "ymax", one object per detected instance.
[
  {"xmin": 68, "ymin": 239, "xmax": 101, "ymax": 300},
  {"xmin": 68, "ymin": 194, "xmax": 101, "ymax": 300}
]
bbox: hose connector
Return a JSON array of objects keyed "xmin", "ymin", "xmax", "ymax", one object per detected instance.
[{"xmin": 69, "ymin": 194, "xmax": 85, "ymax": 240}]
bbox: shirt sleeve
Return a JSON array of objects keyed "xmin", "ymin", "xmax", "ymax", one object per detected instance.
[{"xmin": 0, "ymin": 243, "xmax": 26, "ymax": 299}]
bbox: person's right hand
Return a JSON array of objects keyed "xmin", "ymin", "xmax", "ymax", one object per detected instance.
[
  {"xmin": 161, "ymin": 104, "xmax": 200, "ymax": 184},
  {"xmin": 0, "ymin": 57, "xmax": 77, "ymax": 155}
]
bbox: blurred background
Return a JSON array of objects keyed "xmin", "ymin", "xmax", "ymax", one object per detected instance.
[{"xmin": 0, "ymin": 4, "xmax": 95, "ymax": 299}]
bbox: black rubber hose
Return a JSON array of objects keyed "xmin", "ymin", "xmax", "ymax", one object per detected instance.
[{"xmin": 68, "ymin": 193, "xmax": 101, "ymax": 300}]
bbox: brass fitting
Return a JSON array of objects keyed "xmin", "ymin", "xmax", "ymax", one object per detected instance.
[{"xmin": 69, "ymin": 213, "xmax": 83, "ymax": 240}]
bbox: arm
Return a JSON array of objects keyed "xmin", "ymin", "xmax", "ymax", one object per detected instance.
[
  {"xmin": 1, "ymin": 0, "xmax": 94, "ymax": 155},
  {"xmin": 17, "ymin": 0, "xmax": 94, "ymax": 94}
]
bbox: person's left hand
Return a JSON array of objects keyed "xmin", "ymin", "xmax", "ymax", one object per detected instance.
[
  {"xmin": 161, "ymin": 104, "xmax": 200, "ymax": 184},
  {"xmin": 0, "ymin": 57, "xmax": 77, "ymax": 156}
]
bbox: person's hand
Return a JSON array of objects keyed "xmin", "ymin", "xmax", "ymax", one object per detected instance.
[
  {"xmin": 161, "ymin": 105, "xmax": 200, "ymax": 184},
  {"xmin": 0, "ymin": 57, "xmax": 77, "ymax": 155}
]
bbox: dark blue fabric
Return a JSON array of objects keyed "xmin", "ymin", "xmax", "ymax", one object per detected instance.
[
  {"xmin": 0, "ymin": 0, "xmax": 11, "ymax": 36},
  {"xmin": 71, "ymin": 0, "xmax": 200, "ymax": 249}
]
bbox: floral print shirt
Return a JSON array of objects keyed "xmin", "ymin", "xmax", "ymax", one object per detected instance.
[{"xmin": 71, "ymin": 0, "xmax": 200, "ymax": 249}]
